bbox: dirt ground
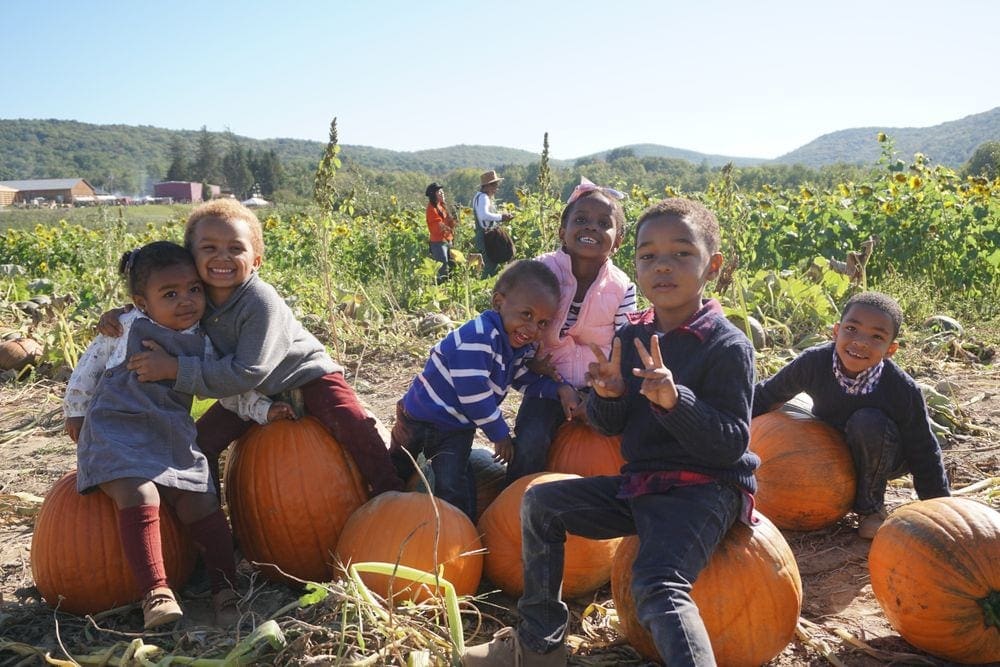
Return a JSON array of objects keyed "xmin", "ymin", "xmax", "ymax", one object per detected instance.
[{"xmin": 0, "ymin": 349, "xmax": 997, "ymax": 666}]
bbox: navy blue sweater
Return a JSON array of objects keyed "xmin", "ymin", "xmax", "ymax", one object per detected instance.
[
  {"xmin": 586, "ymin": 301, "xmax": 759, "ymax": 494},
  {"xmin": 753, "ymin": 342, "xmax": 950, "ymax": 500}
]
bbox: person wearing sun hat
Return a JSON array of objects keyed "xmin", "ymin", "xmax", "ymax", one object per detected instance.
[{"xmin": 473, "ymin": 170, "xmax": 514, "ymax": 277}]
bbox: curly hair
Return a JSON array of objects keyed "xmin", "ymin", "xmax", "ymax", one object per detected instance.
[
  {"xmin": 842, "ymin": 291, "xmax": 904, "ymax": 339},
  {"xmin": 184, "ymin": 199, "xmax": 264, "ymax": 258},
  {"xmin": 560, "ymin": 190, "xmax": 627, "ymax": 246},
  {"xmin": 635, "ymin": 198, "xmax": 720, "ymax": 254},
  {"xmin": 493, "ymin": 259, "xmax": 560, "ymax": 304},
  {"xmin": 117, "ymin": 241, "xmax": 195, "ymax": 297}
]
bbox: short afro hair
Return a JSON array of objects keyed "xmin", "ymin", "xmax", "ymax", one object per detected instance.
[
  {"xmin": 635, "ymin": 198, "xmax": 720, "ymax": 254},
  {"xmin": 841, "ymin": 291, "xmax": 904, "ymax": 339},
  {"xmin": 185, "ymin": 199, "xmax": 264, "ymax": 259},
  {"xmin": 493, "ymin": 259, "xmax": 560, "ymax": 304}
]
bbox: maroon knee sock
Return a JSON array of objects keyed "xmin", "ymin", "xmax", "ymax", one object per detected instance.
[
  {"xmin": 187, "ymin": 509, "xmax": 237, "ymax": 592},
  {"xmin": 117, "ymin": 504, "xmax": 168, "ymax": 595}
]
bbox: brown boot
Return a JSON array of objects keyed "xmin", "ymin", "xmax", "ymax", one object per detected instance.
[
  {"xmin": 858, "ymin": 508, "xmax": 888, "ymax": 540},
  {"xmin": 462, "ymin": 626, "xmax": 566, "ymax": 666},
  {"xmin": 142, "ymin": 587, "xmax": 182, "ymax": 629},
  {"xmin": 212, "ymin": 587, "xmax": 241, "ymax": 627}
]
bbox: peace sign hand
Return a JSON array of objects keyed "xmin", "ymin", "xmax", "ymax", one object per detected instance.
[
  {"xmin": 632, "ymin": 335, "xmax": 679, "ymax": 410},
  {"xmin": 585, "ymin": 338, "xmax": 626, "ymax": 398}
]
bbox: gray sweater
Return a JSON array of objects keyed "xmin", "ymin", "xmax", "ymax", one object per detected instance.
[{"xmin": 175, "ymin": 272, "xmax": 340, "ymax": 398}]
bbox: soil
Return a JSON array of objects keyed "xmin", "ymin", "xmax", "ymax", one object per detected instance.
[{"xmin": 1, "ymin": 350, "xmax": 997, "ymax": 666}]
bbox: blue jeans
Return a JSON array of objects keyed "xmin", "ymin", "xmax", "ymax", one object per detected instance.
[
  {"xmin": 428, "ymin": 241, "xmax": 453, "ymax": 283},
  {"xmin": 506, "ymin": 397, "xmax": 565, "ymax": 484},
  {"xmin": 517, "ymin": 475, "xmax": 741, "ymax": 666},
  {"xmin": 388, "ymin": 402, "xmax": 477, "ymax": 519},
  {"xmin": 843, "ymin": 408, "xmax": 906, "ymax": 514}
]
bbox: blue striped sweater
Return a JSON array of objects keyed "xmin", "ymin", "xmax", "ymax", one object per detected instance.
[{"xmin": 401, "ymin": 309, "xmax": 559, "ymax": 442}]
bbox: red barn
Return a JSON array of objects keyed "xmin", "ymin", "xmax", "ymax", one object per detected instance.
[{"xmin": 153, "ymin": 181, "xmax": 221, "ymax": 203}]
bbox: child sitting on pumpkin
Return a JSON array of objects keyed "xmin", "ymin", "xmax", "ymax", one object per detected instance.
[
  {"xmin": 463, "ymin": 198, "xmax": 759, "ymax": 667},
  {"xmin": 753, "ymin": 290, "xmax": 950, "ymax": 539},
  {"xmin": 388, "ymin": 259, "xmax": 576, "ymax": 520}
]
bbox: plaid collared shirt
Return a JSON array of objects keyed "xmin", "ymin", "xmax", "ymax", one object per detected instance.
[{"xmin": 832, "ymin": 348, "xmax": 884, "ymax": 395}]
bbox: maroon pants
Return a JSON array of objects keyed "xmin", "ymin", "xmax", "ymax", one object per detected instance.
[{"xmin": 196, "ymin": 372, "xmax": 403, "ymax": 497}]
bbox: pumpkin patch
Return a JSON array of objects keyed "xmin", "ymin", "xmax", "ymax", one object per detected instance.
[
  {"xmin": 611, "ymin": 513, "xmax": 802, "ymax": 666},
  {"xmin": 334, "ymin": 491, "xmax": 483, "ymax": 602},
  {"xmin": 30, "ymin": 471, "xmax": 196, "ymax": 616},
  {"xmin": 224, "ymin": 416, "xmax": 369, "ymax": 585},
  {"xmin": 869, "ymin": 497, "xmax": 1000, "ymax": 664},
  {"xmin": 477, "ymin": 472, "xmax": 621, "ymax": 599},
  {"xmin": 545, "ymin": 420, "xmax": 625, "ymax": 478},
  {"xmin": 749, "ymin": 409, "xmax": 856, "ymax": 530}
]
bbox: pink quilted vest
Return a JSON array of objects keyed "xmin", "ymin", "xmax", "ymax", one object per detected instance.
[{"xmin": 537, "ymin": 249, "xmax": 631, "ymax": 388}]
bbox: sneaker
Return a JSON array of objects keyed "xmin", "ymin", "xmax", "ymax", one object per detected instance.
[
  {"xmin": 462, "ymin": 626, "xmax": 566, "ymax": 666},
  {"xmin": 858, "ymin": 509, "xmax": 888, "ymax": 540},
  {"xmin": 212, "ymin": 587, "xmax": 241, "ymax": 627},
  {"xmin": 142, "ymin": 587, "xmax": 183, "ymax": 629}
]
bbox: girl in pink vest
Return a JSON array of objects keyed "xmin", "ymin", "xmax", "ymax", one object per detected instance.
[{"xmin": 506, "ymin": 178, "xmax": 636, "ymax": 483}]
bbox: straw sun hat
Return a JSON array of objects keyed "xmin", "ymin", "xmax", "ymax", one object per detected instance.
[{"xmin": 480, "ymin": 170, "xmax": 503, "ymax": 187}]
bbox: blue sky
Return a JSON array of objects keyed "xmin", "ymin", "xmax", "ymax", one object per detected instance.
[{"xmin": 3, "ymin": 0, "xmax": 997, "ymax": 160}]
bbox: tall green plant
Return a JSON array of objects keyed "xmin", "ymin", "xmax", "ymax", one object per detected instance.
[{"xmin": 313, "ymin": 117, "xmax": 344, "ymax": 348}]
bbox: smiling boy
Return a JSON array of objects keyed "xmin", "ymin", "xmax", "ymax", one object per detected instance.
[
  {"xmin": 464, "ymin": 198, "xmax": 758, "ymax": 667},
  {"xmin": 753, "ymin": 291, "xmax": 950, "ymax": 539}
]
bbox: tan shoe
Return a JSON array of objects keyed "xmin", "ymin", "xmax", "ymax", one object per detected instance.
[
  {"xmin": 142, "ymin": 587, "xmax": 182, "ymax": 629},
  {"xmin": 858, "ymin": 509, "xmax": 888, "ymax": 540},
  {"xmin": 462, "ymin": 626, "xmax": 566, "ymax": 666},
  {"xmin": 212, "ymin": 587, "xmax": 241, "ymax": 627}
]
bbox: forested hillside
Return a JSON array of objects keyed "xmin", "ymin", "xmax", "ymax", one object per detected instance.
[
  {"xmin": 777, "ymin": 107, "xmax": 1000, "ymax": 167},
  {"xmin": 1, "ymin": 108, "xmax": 997, "ymax": 198}
]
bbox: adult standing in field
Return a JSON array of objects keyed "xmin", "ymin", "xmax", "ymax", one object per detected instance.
[
  {"xmin": 473, "ymin": 170, "xmax": 514, "ymax": 277},
  {"xmin": 425, "ymin": 182, "xmax": 457, "ymax": 283}
]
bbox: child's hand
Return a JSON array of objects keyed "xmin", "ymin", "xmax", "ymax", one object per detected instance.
[
  {"xmin": 95, "ymin": 305, "xmax": 130, "ymax": 337},
  {"xmin": 64, "ymin": 416, "xmax": 84, "ymax": 443},
  {"xmin": 493, "ymin": 437, "xmax": 515, "ymax": 464},
  {"xmin": 127, "ymin": 340, "xmax": 179, "ymax": 383},
  {"xmin": 586, "ymin": 338, "xmax": 626, "ymax": 398},
  {"xmin": 267, "ymin": 401, "xmax": 296, "ymax": 422},
  {"xmin": 527, "ymin": 349, "xmax": 564, "ymax": 383},
  {"xmin": 632, "ymin": 335, "xmax": 679, "ymax": 410},
  {"xmin": 556, "ymin": 383, "xmax": 582, "ymax": 420}
]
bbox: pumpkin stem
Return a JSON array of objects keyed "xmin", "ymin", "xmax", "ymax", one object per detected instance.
[{"xmin": 980, "ymin": 590, "xmax": 1000, "ymax": 630}]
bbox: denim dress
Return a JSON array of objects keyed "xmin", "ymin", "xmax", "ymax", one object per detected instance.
[{"xmin": 76, "ymin": 317, "xmax": 212, "ymax": 494}]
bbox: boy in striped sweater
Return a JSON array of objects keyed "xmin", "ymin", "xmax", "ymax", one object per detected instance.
[{"xmin": 389, "ymin": 260, "xmax": 577, "ymax": 519}]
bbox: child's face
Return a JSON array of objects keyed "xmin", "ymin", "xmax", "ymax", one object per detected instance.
[
  {"xmin": 559, "ymin": 194, "xmax": 620, "ymax": 262},
  {"xmin": 635, "ymin": 214, "xmax": 722, "ymax": 327},
  {"xmin": 133, "ymin": 263, "xmax": 205, "ymax": 332},
  {"xmin": 492, "ymin": 281, "xmax": 559, "ymax": 348},
  {"xmin": 189, "ymin": 216, "xmax": 262, "ymax": 304},
  {"xmin": 833, "ymin": 304, "xmax": 899, "ymax": 377}
]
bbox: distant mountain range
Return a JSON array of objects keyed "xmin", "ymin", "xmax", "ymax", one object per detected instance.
[
  {"xmin": 774, "ymin": 107, "xmax": 1000, "ymax": 167},
  {"xmin": 1, "ymin": 107, "xmax": 997, "ymax": 190}
]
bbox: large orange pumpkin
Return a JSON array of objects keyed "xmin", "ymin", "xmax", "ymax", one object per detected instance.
[
  {"xmin": 750, "ymin": 410, "xmax": 856, "ymax": 530},
  {"xmin": 869, "ymin": 497, "xmax": 1000, "ymax": 664},
  {"xmin": 335, "ymin": 491, "xmax": 483, "ymax": 602},
  {"xmin": 406, "ymin": 447, "xmax": 507, "ymax": 521},
  {"xmin": 477, "ymin": 472, "xmax": 621, "ymax": 599},
  {"xmin": 611, "ymin": 513, "xmax": 802, "ymax": 666},
  {"xmin": 545, "ymin": 421, "xmax": 625, "ymax": 478},
  {"xmin": 224, "ymin": 416, "xmax": 369, "ymax": 584},
  {"xmin": 30, "ymin": 471, "xmax": 196, "ymax": 616}
]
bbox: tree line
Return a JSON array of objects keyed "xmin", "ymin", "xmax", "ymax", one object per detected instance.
[{"xmin": 164, "ymin": 127, "xmax": 284, "ymax": 200}]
